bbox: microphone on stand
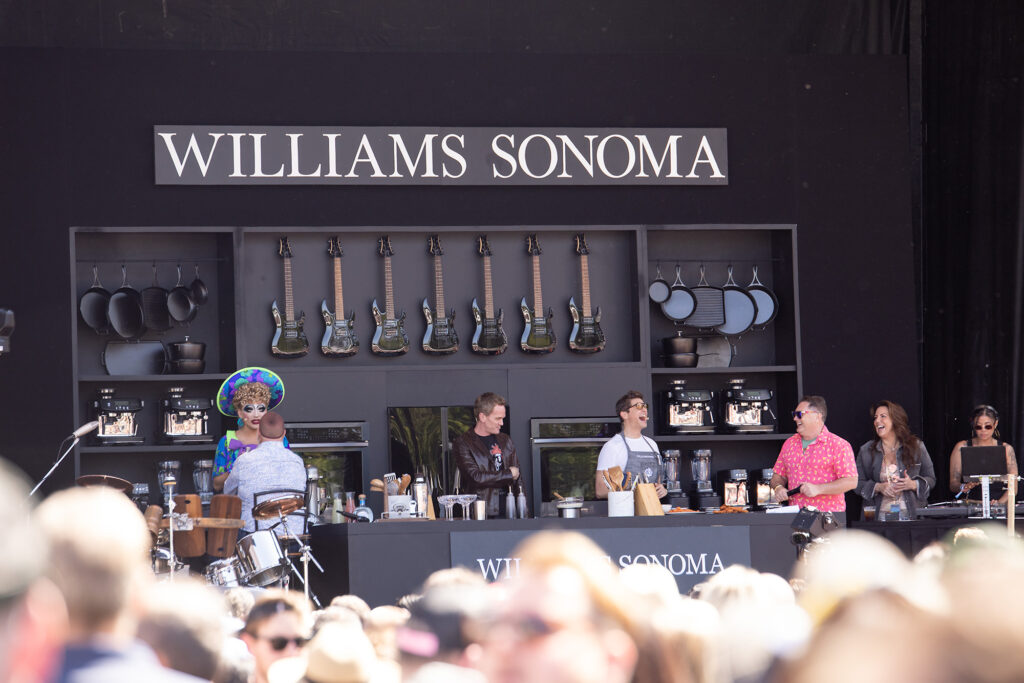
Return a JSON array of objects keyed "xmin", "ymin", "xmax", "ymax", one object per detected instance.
[{"xmin": 71, "ymin": 421, "xmax": 100, "ymax": 438}]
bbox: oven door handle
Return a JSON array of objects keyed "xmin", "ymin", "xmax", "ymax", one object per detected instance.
[{"xmin": 530, "ymin": 437, "xmax": 610, "ymax": 444}]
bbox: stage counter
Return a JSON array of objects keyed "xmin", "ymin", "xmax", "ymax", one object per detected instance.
[{"xmin": 309, "ymin": 511, "xmax": 843, "ymax": 607}]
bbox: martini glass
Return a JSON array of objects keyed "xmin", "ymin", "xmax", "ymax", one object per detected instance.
[
  {"xmin": 437, "ymin": 495, "xmax": 459, "ymax": 521},
  {"xmin": 456, "ymin": 493, "xmax": 477, "ymax": 520}
]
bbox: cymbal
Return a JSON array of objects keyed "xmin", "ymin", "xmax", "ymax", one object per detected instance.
[
  {"xmin": 252, "ymin": 495, "xmax": 304, "ymax": 520},
  {"xmin": 76, "ymin": 474, "xmax": 133, "ymax": 494}
]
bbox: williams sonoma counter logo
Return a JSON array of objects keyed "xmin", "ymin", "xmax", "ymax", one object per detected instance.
[{"xmin": 154, "ymin": 126, "xmax": 727, "ymax": 186}]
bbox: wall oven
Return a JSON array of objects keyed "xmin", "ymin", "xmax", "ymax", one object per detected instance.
[
  {"xmin": 284, "ymin": 421, "xmax": 368, "ymax": 497},
  {"xmin": 530, "ymin": 417, "xmax": 620, "ymax": 517}
]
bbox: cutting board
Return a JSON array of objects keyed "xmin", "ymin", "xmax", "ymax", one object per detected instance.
[{"xmin": 207, "ymin": 494, "xmax": 242, "ymax": 558}]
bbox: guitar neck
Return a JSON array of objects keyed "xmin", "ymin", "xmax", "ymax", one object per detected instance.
[
  {"xmin": 433, "ymin": 253, "xmax": 445, "ymax": 315},
  {"xmin": 579, "ymin": 254, "xmax": 593, "ymax": 318},
  {"xmin": 283, "ymin": 256, "xmax": 296, "ymax": 321},
  {"xmin": 483, "ymin": 255, "xmax": 496, "ymax": 319},
  {"xmin": 531, "ymin": 253, "xmax": 544, "ymax": 314},
  {"xmin": 333, "ymin": 255, "xmax": 344, "ymax": 314},
  {"xmin": 384, "ymin": 255, "xmax": 396, "ymax": 321}
]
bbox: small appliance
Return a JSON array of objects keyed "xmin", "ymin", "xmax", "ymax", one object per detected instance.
[
  {"xmin": 161, "ymin": 387, "xmax": 215, "ymax": 443},
  {"xmin": 690, "ymin": 449, "xmax": 722, "ymax": 510},
  {"xmin": 663, "ymin": 380, "xmax": 715, "ymax": 434},
  {"xmin": 722, "ymin": 378, "xmax": 776, "ymax": 433},
  {"xmin": 93, "ymin": 387, "xmax": 145, "ymax": 445},
  {"xmin": 192, "ymin": 459, "xmax": 214, "ymax": 506}
]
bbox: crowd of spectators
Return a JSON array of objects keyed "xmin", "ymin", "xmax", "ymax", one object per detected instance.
[{"xmin": 5, "ymin": 456, "xmax": 1024, "ymax": 683}]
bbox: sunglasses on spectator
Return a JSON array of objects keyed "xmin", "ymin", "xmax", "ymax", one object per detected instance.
[
  {"xmin": 974, "ymin": 424, "xmax": 994, "ymax": 431},
  {"xmin": 258, "ymin": 635, "xmax": 308, "ymax": 651},
  {"xmin": 242, "ymin": 404, "xmax": 267, "ymax": 414},
  {"xmin": 791, "ymin": 409, "xmax": 820, "ymax": 419}
]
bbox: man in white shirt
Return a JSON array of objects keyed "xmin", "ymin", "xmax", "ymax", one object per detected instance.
[
  {"xmin": 224, "ymin": 411, "xmax": 307, "ymax": 535},
  {"xmin": 595, "ymin": 391, "xmax": 668, "ymax": 499}
]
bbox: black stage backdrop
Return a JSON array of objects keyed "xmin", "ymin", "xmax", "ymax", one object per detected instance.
[
  {"xmin": 921, "ymin": 1, "xmax": 1024, "ymax": 498},
  {"xmin": 8, "ymin": 0, "xmax": 1016, "ymax": 514}
]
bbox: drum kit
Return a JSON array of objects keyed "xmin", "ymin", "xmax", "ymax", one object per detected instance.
[{"xmin": 76, "ymin": 473, "xmax": 321, "ymax": 605}]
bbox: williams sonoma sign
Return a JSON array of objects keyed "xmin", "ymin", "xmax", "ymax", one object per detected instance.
[{"xmin": 154, "ymin": 126, "xmax": 727, "ymax": 186}]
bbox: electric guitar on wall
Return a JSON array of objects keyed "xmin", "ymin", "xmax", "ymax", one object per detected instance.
[
  {"xmin": 422, "ymin": 234, "xmax": 459, "ymax": 354},
  {"xmin": 320, "ymin": 236, "xmax": 358, "ymax": 357},
  {"xmin": 519, "ymin": 233, "xmax": 556, "ymax": 354},
  {"xmin": 470, "ymin": 235, "xmax": 508, "ymax": 355},
  {"xmin": 371, "ymin": 235, "xmax": 409, "ymax": 355},
  {"xmin": 568, "ymin": 232, "xmax": 606, "ymax": 353},
  {"xmin": 271, "ymin": 236, "xmax": 310, "ymax": 358}
]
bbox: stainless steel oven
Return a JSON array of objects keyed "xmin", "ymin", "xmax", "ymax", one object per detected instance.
[
  {"xmin": 530, "ymin": 417, "xmax": 620, "ymax": 517},
  {"xmin": 285, "ymin": 421, "xmax": 368, "ymax": 497}
]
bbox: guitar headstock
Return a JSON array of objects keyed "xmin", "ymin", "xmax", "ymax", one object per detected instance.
[
  {"xmin": 526, "ymin": 234, "xmax": 542, "ymax": 256},
  {"xmin": 378, "ymin": 235, "xmax": 394, "ymax": 258},
  {"xmin": 327, "ymin": 236, "xmax": 343, "ymax": 258},
  {"xmin": 574, "ymin": 233, "xmax": 590, "ymax": 256},
  {"xmin": 477, "ymin": 235, "xmax": 492, "ymax": 257},
  {"xmin": 428, "ymin": 234, "xmax": 444, "ymax": 256},
  {"xmin": 279, "ymin": 236, "xmax": 294, "ymax": 258}
]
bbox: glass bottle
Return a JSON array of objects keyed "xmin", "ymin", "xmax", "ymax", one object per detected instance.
[
  {"xmin": 345, "ymin": 491, "xmax": 356, "ymax": 519},
  {"xmin": 506, "ymin": 487, "xmax": 516, "ymax": 519},
  {"xmin": 354, "ymin": 494, "xmax": 374, "ymax": 522},
  {"xmin": 516, "ymin": 484, "xmax": 529, "ymax": 519}
]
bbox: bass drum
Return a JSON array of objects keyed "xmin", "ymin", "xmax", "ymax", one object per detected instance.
[
  {"xmin": 235, "ymin": 530, "xmax": 289, "ymax": 587},
  {"xmin": 205, "ymin": 557, "xmax": 244, "ymax": 588}
]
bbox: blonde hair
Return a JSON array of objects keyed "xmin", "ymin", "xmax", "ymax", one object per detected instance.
[{"xmin": 232, "ymin": 382, "xmax": 271, "ymax": 411}]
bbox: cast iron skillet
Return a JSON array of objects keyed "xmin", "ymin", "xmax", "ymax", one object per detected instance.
[
  {"xmin": 167, "ymin": 264, "xmax": 198, "ymax": 324},
  {"xmin": 141, "ymin": 264, "xmax": 172, "ymax": 333},
  {"xmin": 746, "ymin": 266, "xmax": 779, "ymax": 328},
  {"xmin": 189, "ymin": 264, "xmax": 209, "ymax": 305},
  {"xmin": 79, "ymin": 266, "xmax": 111, "ymax": 334},
  {"xmin": 107, "ymin": 265, "xmax": 146, "ymax": 339},
  {"xmin": 660, "ymin": 265, "xmax": 697, "ymax": 323},
  {"xmin": 715, "ymin": 265, "xmax": 758, "ymax": 337},
  {"xmin": 648, "ymin": 263, "xmax": 670, "ymax": 303}
]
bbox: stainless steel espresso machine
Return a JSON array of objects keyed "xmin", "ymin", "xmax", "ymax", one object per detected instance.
[
  {"xmin": 93, "ymin": 387, "xmax": 146, "ymax": 445},
  {"xmin": 663, "ymin": 380, "xmax": 715, "ymax": 434},
  {"xmin": 721, "ymin": 378, "xmax": 776, "ymax": 433},
  {"xmin": 161, "ymin": 387, "xmax": 216, "ymax": 444}
]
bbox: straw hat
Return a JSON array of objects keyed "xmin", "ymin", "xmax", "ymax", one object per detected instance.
[{"xmin": 268, "ymin": 622, "xmax": 379, "ymax": 683}]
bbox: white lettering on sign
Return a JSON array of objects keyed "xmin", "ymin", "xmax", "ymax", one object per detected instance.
[
  {"xmin": 476, "ymin": 557, "xmax": 522, "ymax": 581},
  {"xmin": 157, "ymin": 132, "xmax": 223, "ymax": 177},
  {"xmin": 617, "ymin": 552, "xmax": 725, "ymax": 576}
]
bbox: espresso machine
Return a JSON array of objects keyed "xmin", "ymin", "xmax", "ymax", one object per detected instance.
[
  {"xmin": 722, "ymin": 378, "xmax": 776, "ymax": 433},
  {"xmin": 161, "ymin": 387, "xmax": 216, "ymax": 444},
  {"xmin": 718, "ymin": 468, "xmax": 749, "ymax": 508},
  {"xmin": 690, "ymin": 449, "xmax": 722, "ymax": 510},
  {"xmin": 93, "ymin": 387, "xmax": 146, "ymax": 445},
  {"xmin": 192, "ymin": 459, "xmax": 214, "ymax": 505},
  {"xmin": 663, "ymin": 380, "xmax": 715, "ymax": 434}
]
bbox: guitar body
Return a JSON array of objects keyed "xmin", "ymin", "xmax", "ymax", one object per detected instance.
[
  {"xmin": 371, "ymin": 299, "xmax": 409, "ymax": 355},
  {"xmin": 520, "ymin": 297, "xmax": 556, "ymax": 354},
  {"xmin": 471, "ymin": 298, "xmax": 508, "ymax": 355},
  {"xmin": 422, "ymin": 299, "xmax": 459, "ymax": 354},
  {"xmin": 271, "ymin": 300, "xmax": 310, "ymax": 358},
  {"xmin": 320, "ymin": 299, "xmax": 358, "ymax": 357},
  {"xmin": 568, "ymin": 296, "xmax": 605, "ymax": 353}
]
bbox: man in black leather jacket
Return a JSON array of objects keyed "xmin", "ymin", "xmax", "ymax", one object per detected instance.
[{"xmin": 452, "ymin": 392, "xmax": 521, "ymax": 517}]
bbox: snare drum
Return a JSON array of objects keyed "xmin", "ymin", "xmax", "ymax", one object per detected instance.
[
  {"xmin": 205, "ymin": 557, "xmax": 243, "ymax": 588},
  {"xmin": 235, "ymin": 530, "xmax": 288, "ymax": 586}
]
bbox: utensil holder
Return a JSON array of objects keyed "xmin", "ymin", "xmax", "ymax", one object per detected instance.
[{"xmin": 608, "ymin": 490, "xmax": 635, "ymax": 517}]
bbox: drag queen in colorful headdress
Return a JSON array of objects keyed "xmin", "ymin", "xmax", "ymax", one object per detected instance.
[{"xmin": 212, "ymin": 367, "xmax": 286, "ymax": 491}]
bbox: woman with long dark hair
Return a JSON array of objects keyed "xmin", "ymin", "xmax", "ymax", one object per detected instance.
[
  {"xmin": 948, "ymin": 404, "xmax": 1018, "ymax": 504},
  {"xmin": 855, "ymin": 400, "xmax": 936, "ymax": 519}
]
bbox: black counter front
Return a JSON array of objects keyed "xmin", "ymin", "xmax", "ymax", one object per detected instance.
[{"xmin": 309, "ymin": 511, "xmax": 837, "ymax": 606}]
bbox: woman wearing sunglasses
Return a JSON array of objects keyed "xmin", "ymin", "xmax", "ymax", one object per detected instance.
[
  {"xmin": 855, "ymin": 400, "xmax": 935, "ymax": 520},
  {"xmin": 948, "ymin": 404, "xmax": 1018, "ymax": 505},
  {"xmin": 213, "ymin": 367, "xmax": 287, "ymax": 491}
]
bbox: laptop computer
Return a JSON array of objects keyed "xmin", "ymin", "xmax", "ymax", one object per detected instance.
[{"xmin": 960, "ymin": 445, "xmax": 1008, "ymax": 478}]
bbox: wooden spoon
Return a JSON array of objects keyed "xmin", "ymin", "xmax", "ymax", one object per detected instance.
[
  {"xmin": 607, "ymin": 466, "xmax": 624, "ymax": 492},
  {"xmin": 398, "ymin": 474, "xmax": 412, "ymax": 495}
]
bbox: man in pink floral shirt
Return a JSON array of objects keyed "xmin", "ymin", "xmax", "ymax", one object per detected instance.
[{"xmin": 770, "ymin": 395, "xmax": 857, "ymax": 512}]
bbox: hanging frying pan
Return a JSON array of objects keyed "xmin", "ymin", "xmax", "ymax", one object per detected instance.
[
  {"xmin": 189, "ymin": 264, "xmax": 209, "ymax": 306},
  {"xmin": 715, "ymin": 266, "xmax": 758, "ymax": 337},
  {"xmin": 141, "ymin": 264, "xmax": 172, "ymax": 333},
  {"xmin": 660, "ymin": 266, "xmax": 697, "ymax": 323},
  {"xmin": 747, "ymin": 266, "xmax": 779, "ymax": 328},
  {"xmin": 167, "ymin": 264, "xmax": 198, "ymax": 324},
  {"xmin": 686, "ymin": 265, "xmax": 725, "ymax": 329},
  {"xmin": 648, "ymin": 263, "xmax": 670, "ymax": 303},
  {"xmin": 107, "ymin": 265, "xmax": 146, "ymax": 339},
  {"xmin": 79, "ymin": 266, "xmax": 111, "ymax": 334}
]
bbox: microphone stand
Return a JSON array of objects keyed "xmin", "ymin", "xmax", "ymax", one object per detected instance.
[{"xmin": 30, "ymin": 436, "xmax": 79, "ymax": 497}]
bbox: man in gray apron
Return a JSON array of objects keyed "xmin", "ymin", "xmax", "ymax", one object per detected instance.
[{"xmin": 595, "ymin": 390, "xmax": 667, "ymax": 499}]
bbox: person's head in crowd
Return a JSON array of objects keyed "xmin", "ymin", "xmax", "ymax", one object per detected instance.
[
  {"xmin": 0, "ymin": 459, "xmax": 66, "ymax": 683},
  {"xmin": 224, "ymin": 586, "xmax": 256, "ymax": 622},
  {"xmin": 311, "ymin": 605, "xmax": 363, "ymax": 636},
  {"xmin": 952, "ymin": 525, "xmax": 987, "ymax": 547},
  {"xmin": 259, "ymin": 410, "xmax": 286, "ymax": 441},
  {"xmin": 267, "ymin": 621, "xmax": 380, "ymax": 683},
  {"xmin": 477, "ymin": 531, "xmax": 638, "ymax": 683},
  {"xmin": 137, "ymin": 577, "xmax": 227, "ymax": 680},
  {"xmin": 329, "ymin": 594, "xmax": 372, "ymax": 624},
  {"xmin": 241, "ymin": 590, "xmax": 312, "ymax": 683},
  {"xmin": 420, "ymin": 567, "xmax": 486, "ymax": 593},
  {"xmin": 618, "ymin": 562, "xmax": 681, "ymax": 609},
  {"xmin": 396, "ymin": 593, "xmax": 421, "ymax": 611},
  {"xmin": 775, "ymin": 588, "xmax": 958, "ymax": 683},
  {"xmin": 397, "ymin": 583, "xmax": 492, "ymax": 678},
  {"xmin": 364, "ymin": 605, "xmax": 410, "ymax": 663},
  {"xmin": 35, "ymin": 485, "xmax": 152, "ymax": 641}
]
